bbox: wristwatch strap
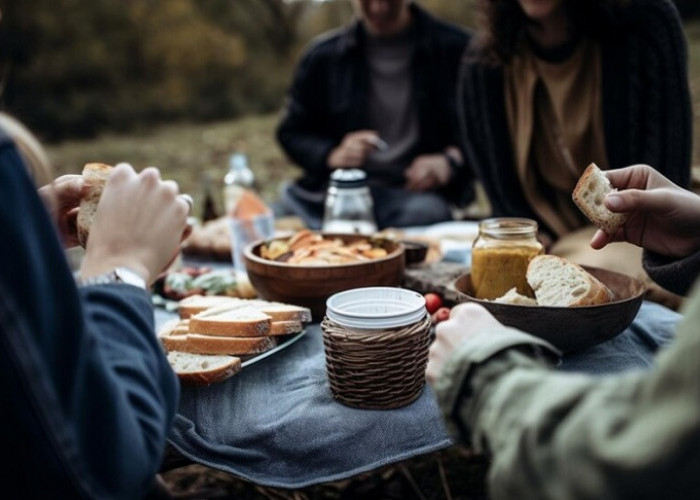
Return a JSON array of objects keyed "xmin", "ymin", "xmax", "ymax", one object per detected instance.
[{"xmin": 77, "ymin": 267, "xmax": 147, "ymax": 289}]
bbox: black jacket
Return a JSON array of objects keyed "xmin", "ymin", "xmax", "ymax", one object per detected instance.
[
  {"xmin": 458, "ymin": 0, "xmax": 692, "ymax": 236},
  {"xmin": 277, "ymin": 3, "xmax": 472, "ymax": 206}
]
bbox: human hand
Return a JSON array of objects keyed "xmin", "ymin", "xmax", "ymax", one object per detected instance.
[
  {"xmin": 426, "ymin": 303, "xmax": 502, "ymax": 384},
  {"xmin": 590, "ymin": 164, "xmax": 700, "ymax": 258},
  {"xmin": 38, "ymin": 174, "xmax": 84, "ymax": 248},
  {"xmin": 404, "ymin": 154, "xmax": 451, "ymax": 191},
  {"xmin": 327, "ymin": 130, "xmax": 383, "ymax": 168},
  {"xmin": 79, "ymin": 163, "xmax": 190, "ymax": 286}
]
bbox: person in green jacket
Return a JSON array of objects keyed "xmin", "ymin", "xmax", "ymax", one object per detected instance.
[{"xmin": 427, "ymin": 163, "xmax": 700, "ymax": 498}]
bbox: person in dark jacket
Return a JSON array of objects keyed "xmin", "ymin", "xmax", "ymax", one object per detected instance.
[
  {"xmin": 0, "ymin": 124, "xmax": 190, "ymax": 498},
  {"xmin": 458, "ymin": 0, "xmax": 692, "ymax": 307},
  {"xmin": 427, "ymin": 163, "xmax": 700, "ymax": 498},
  {"xmin": 276, "ymin": 0, "xmax": 472, "ymax": 229}
]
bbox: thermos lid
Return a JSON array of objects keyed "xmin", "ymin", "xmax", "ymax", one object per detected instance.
[{"xmin": 329, "ymin": 168, "xmax": 367, "ymax": 188}]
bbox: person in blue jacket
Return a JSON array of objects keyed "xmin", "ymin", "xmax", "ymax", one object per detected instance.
[{"xmin": 0, "ymin": 124, "xmax": 190, "ymax": 498}]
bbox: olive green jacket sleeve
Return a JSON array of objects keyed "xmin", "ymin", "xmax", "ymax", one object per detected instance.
[{"xmin": 434, "ymin": 286, "xmax": 700, "ymax": 499}]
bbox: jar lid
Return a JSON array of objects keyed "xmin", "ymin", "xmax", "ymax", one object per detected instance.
[
  {"xmin": 330, "ymin": 168, "xmax": 368, "ymax": 188},
  {"xmin": 478, "ymin": 217, "xmax": 538, "ymax": 238},
  {"xmin": 326, "ymin": 287, "xmax": 426, "ymax": 329}
]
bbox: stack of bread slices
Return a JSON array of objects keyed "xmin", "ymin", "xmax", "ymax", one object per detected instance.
[{"xmin": 160, "ymin": 295, "xmax": 312, "ymax": 385}]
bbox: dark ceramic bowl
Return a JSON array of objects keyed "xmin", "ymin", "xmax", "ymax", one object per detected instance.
[
  {"xmin": 243, "ymin": 233, "xmax": 405, "ymax": 321},
  {"xmin": 400, "ymin": 240, "xmax": 429, "ymax": 265},
  {"xmin": 453, "ymin": 266, "xmax": 646, "ymax": 353}
]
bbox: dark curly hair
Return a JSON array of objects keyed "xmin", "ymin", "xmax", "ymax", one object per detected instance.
[{"xmin": 471, "ymin": 0, "xmax": 629, "ymax": 65}]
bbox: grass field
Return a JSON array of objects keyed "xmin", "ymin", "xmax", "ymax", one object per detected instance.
[{"xmin": 46, "ymin": 18, "xmax": 700, "ymax": 220}]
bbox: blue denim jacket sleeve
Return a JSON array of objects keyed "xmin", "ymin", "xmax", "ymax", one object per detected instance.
[{"xmin": 0, "ymin": 132, "xmax": 179, "ymax": 499}]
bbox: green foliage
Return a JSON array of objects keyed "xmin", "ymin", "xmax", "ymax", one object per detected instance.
[{"xmin": 3, "ymin": 0, "xmax": 695, "ymax": 143}]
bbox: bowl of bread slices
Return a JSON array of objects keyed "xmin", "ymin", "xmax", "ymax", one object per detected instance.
[
  {"xmin": 455, "ymin": 162, "xmax": 647, "ymax": 353},
  {"xmin": 243, "ymin": 229, "xmax": 405, "ymax": 320},
  {"xmin": 454, "ymin": 255, "xmax": 645, "ymax": 353}
]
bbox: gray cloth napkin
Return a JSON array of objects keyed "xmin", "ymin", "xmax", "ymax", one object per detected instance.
[{"xmin": 166, "ymin": 322, "xmax": 453, "ymax": 489}]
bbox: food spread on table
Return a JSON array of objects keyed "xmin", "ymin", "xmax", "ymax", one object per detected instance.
[
  {"xmin": 152, "ymin": 266, "xmax": 257, "ymax": 302},
  {"xmin": 259, "ymin": 229, "xmax": 389, "ymax": 265}
]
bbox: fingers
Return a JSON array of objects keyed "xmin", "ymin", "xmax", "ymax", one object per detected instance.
[
  {"xmin": 589, "ymin": 228, "xmax": 611, "ymax": 249},
  {"xmin": 178, "ymin": 193, "xmax": 194, "ymax": 215},
  {"xmin": 605, "ymin": 187, "xmax": 677, "ymax": 214}
]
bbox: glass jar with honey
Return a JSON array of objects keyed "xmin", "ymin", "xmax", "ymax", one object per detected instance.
[{"xmin": 470, "ymin": 218, "xmax": 544, "ymax": 300}]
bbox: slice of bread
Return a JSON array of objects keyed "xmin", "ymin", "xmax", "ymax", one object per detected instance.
[
  {"xmin": 178, "ymin": 295, "xmax": 243, "ymax": 319},
  {"xmin": 493, "ymin": 287, "xmax": 538, "ymax": 305},
  {"xmin": 269, "ymin": 320, "xmax": 304, "ymax": 336},
  {"xmin": 527, "ymin": 255, "xmax": 613, "ymax": 307},
  {"xmin": 77, "ymin": 162, "xmax": 113, "ymax": 248},
  {"xmin": 182, "ymin": 296, "xmax": 312, "ymax": 323},
  {"xmin": 161, "ymin": 332, "xmax": 276, "ymax": 356},
  {"xmin": 166, "ymin": 351, "xmax": 241, "ymax": 386},
  {"xmin": 188, "ymin": 306, "xmax": 272, "ymax": 337},
  {"xmin": 572, "ymin": 162, "xmax": 627, "ymax": 235}
]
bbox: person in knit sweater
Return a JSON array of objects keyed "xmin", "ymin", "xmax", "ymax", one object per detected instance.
[{"xmin": 458, "ymin": 0, "xmax": 692, "ymax": 308}]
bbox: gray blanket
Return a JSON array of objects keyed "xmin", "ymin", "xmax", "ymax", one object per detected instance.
[
  {"xmin": 165, "ymin": 321, "xmax": 453, "ymax": 489},
  {"xmin": 160, "ymin": 300, "xmax": 681, "ymax": 488}
]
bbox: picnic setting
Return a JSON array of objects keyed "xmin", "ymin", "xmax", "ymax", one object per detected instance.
[{"xmin": 3, "ymin": 1, "xmax": 700, "ymax": 499}]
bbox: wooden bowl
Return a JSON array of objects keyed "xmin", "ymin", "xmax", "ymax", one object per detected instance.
[
  {"xmin": 453, "ymin": 266, "xmax": 646, "ymax": 353},
  {"xmin": 243, "ymin": 233, "xmax": 405, "ymax": 321}
]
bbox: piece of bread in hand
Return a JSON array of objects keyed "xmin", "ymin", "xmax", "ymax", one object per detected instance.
[
  {"xmin": 77, "ymin": 162, "xmax": 113, "ymax": 248},
  {"xmin": 527, "ymin": 255, "xmax": 613, "ymax": 307},
  {"xmin": 166, "ymin": 351, "xmax": 241, "ymax": 386},
  {"xmin": 572, "ymin": 162, "xmax": 627, "ymax": 235}
]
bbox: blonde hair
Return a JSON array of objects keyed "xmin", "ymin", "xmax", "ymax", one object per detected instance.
[{"xmin": 0, "ymin": 112, "xmax": 53, "ymax": 186}]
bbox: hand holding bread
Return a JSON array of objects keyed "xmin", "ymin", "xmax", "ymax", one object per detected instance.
[
  {"xmin": 78, "ymin": 162, "xmax": 191, "ymax": 286},
  {"xmin": 584, "ymin": 164, "xmax": 700, "ymax": 259}
]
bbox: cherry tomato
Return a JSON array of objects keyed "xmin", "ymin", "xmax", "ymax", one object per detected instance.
[
  {"xmin": 424, "ymin": 293, "xmax": 443, "ymax": 314},
  {"xmin": 432, "ymin": 307, "xmax": 451, "ymax": 324}
]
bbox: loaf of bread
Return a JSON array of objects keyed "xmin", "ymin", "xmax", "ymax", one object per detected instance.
[
  {"xmin": 77, "ymin": 162, "xmax": 112, "ymax": 248},
  {"xmin": 166, "ymin": 351, "xmax": 241, "ymax": 386},
  {"xmin": 527, "ymin": 255, "xmax": 614, "ymax": 307},
  {"xmin": 572, "ymin": 162, "xmax": 627, "ymax": 235}
]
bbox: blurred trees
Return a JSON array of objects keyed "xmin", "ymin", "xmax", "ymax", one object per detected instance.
[{"xmin": 12, "ymin": 1, "xmax": 698, "ymax": 142}]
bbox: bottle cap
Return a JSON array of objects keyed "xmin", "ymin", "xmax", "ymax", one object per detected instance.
[
  {"xmin": 330, "ymin": 169, "xmax": 367, "ymax": 188},
  {"xmin": 230, "ymin": 153, "xmax": 248, "ymax": 170}
]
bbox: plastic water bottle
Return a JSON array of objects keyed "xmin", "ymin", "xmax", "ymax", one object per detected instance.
[
  {"xmin": 223, "ymin": 152, "xmax": 255, "ymax": 216},
  {"xmin": 322, "ymin": 169, "xmax": 377, "ymax": 234}
]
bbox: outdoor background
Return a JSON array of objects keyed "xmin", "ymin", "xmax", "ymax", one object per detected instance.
[
  {"xmin": 2, "ymin": 0, "xmax": 700, "ymax": 220},
  {"xmin": 2, "ymin": 1, "xmax": 700, "ymax": 498}
]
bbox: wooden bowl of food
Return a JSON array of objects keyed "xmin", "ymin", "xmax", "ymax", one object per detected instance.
[
  {"xmin": 243, "ymin": 231, "xmax": 405, "ymax": 321},
  {"xmin": 453, "ymin": 266, "xmax": 646, "ymax": 353}
]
